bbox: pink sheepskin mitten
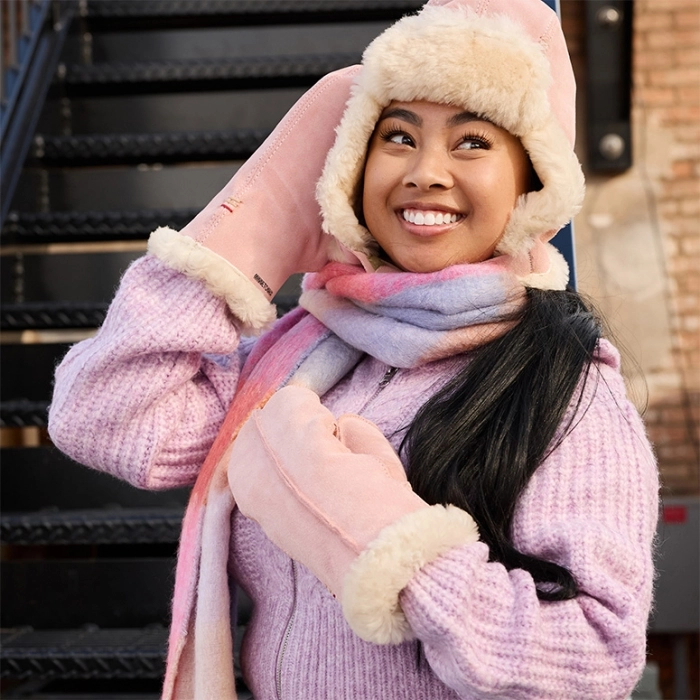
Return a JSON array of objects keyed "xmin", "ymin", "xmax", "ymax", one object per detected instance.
[
  {"xmin": 227, "ymin": 385, "xmax": 479, "ymax": 644},
  {"xmin": 147, "ymin": 66, "xmax": 360, "ymax": 334}
]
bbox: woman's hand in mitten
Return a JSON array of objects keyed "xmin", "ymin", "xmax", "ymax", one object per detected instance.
[
  {"xmin": 147, "ymin": 66, "xmax": 359, "ymax": 333},
  {"xmin": 227, "ymin": 385, "xmax": 479, "ymax": 644}
]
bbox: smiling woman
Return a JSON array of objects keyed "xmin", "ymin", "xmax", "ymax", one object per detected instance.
[
  {"xmin": 362, "ymin": 102, "xmax": 531, "ymax": 272},
  {"xmin": 48, "ymin": 0, "xmax": 659, "ymax": 698}
]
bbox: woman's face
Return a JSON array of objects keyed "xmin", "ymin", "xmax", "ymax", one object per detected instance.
[{"xmin": 362, "ymin": 101, "xmax": 531, "ymax": 273}]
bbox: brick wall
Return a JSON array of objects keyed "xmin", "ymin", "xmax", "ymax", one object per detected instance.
[
  {"xmin": 633, "ymin": 0, "xmax": 700, "ymax": 495},
  {"xmin": 562, "ymin": 0, "xmax": 699, "ymax": 496}
]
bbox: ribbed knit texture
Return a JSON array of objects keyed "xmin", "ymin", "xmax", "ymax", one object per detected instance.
[{"xmin": 50, "ymin": 256, "xmax": 658, "ymax": 699}]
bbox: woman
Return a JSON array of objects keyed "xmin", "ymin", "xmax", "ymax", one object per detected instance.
[{"xmin": 49, "ymin": 0, "xmax": 659, "ymax": 697}]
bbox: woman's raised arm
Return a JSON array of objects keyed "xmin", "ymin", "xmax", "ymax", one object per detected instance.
[{"xmin": 48, "ymin": 254, "xmax": 248, "ymax": 490}]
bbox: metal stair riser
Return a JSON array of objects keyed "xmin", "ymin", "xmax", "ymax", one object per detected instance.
[
  {"xmin": 2, "ymin": 559, "xmax": 176, "ymax": 629},
  {"xmin": 1, "ymin": 250, "xmax": 144, "ymax": 305},
  {"xmin": 1, "ymin": 448, "xmax": 191, "ymax": 513}
]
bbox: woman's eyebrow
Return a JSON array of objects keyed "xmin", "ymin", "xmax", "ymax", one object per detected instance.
[
  {"xmin": 377, "ymin": 108, "xmax": 421, "ymax": 126},
  {"xmin": 446, "ymin": 111, "xmax": 483, "ymax": 127}
]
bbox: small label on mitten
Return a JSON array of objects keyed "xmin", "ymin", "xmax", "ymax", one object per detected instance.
[{"xmin": 254, "ymin": 273, "xmax": 273, "ymax": 297}]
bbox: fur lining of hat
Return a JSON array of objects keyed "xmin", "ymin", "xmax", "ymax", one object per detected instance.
[
  {"xmin": 148, "ymin": 227, "xmax": 276, "ymax": 334},
  {"xmin": 317, "ymin": 4, "xmax": 585, "ymax": 266},
  {"xmin": 342, "ymin": 503, "xmax": 479, "ymax": 645}
]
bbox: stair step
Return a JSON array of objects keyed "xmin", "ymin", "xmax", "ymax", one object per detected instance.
[
  {"xmin": 1, "ymin": 302, "xmax": 108, "ymax": 330},
  {"xmin": 33, "ymin": 130, "xmax": 269, "ymax": 166},
  {"xmin": 84, "ymin": 0, "xmax": 423, "ymax": 28},
  {"xmin": 1, "ymin": 447, "xmax": 191, "ymax": 514},
  {"xmin": 1, "ymin": 509, "xmax": 184, "ymax": 545},
  {"xmin": 62, "ymin": 53, "xmax": 360, "ymax": 96},
  {"xmin": 0, "ymin": 400, "xmax": 49, "ymax": 428},
  {"xmin": 2, "ymin": 209, "xmax": 197, "ymax": 244},
  {"xmin": 0, "ymin": 626, "xmax": 167, "ymax": 681}
]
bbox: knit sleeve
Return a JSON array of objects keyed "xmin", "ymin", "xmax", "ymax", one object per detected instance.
[
  {"xmin": 48, "ymin": 254, "xmax": 255, "ymax": 490},
  {"xmin": 398, "ymin": 355, "xmax": 659, "ymax": 699}
]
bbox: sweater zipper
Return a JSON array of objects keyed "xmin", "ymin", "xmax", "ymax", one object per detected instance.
[
  {"xmin": 274, "ymin": 366, "xmax": 396, "ymax": 697},
  {"xmin": 275, "ymin": 559, "xmax": 297, "ymax": 700},
  {"xmin": 359, "ymin": 365, "xmax": 399, "ymax": 415}
]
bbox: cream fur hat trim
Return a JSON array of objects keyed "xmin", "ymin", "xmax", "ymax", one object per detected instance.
[{"xmin": 317, "ymin": 0, "xmax": 585, "ymax": 286}]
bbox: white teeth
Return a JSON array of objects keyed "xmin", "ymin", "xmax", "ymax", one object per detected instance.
[{"xmin": 402, "ymin": 209, "xmax": 459, "ymax": 225}]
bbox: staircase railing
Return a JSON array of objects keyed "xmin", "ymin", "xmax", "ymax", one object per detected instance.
[{"xmin": 0, "ymin": 0, "xmax": 76, "ymax": 228}]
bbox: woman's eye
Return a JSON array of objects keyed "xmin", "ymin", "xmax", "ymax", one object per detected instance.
[
  {"xmin": 386, "ymin": 132, "xmax": 413, "ymax": 146},
  {"xmin": 457, "ymin": 137, "xmax": 489, "ymax": 151}
]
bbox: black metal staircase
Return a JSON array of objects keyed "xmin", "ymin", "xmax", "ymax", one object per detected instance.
[{"xmin": 0, "ymin": 1, "xmax": 422, "ymax": 696}]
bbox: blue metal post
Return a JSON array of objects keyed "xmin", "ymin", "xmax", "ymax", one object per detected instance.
[{"xmin": 539, "ymin": 0, "xmax": 578, "ymax": 290}]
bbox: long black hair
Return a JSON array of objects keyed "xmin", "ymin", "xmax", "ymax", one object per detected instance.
[{"xmin": 400, "ymin": 287, "xmax": 603, "ymax": 601}]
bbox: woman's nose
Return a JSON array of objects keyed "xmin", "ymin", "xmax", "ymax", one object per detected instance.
[{"xmin": 402, "ymin": 148, "xmax": 454, "ymax": 190}]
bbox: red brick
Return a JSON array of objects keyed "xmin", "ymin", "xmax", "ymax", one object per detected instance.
[
  {"xmin": 658, "ymin": 200, "xmax": 680, "ymax": 217},
  {"xmin": 669, "ymin": 256, "xmax": 698, "ymax": 275},
  {"xmin": 659, "ymin": 405, "xmax": 688, "ymax": 423},
  {"xmin": 656, "ymin": 426, "xmax": 695, "ymax": 442},
  {"xmin": 680, "ymin": 236, "xmax": 700, "ymax": 255},
  {"xmin": 662, "ymin": 178, "xmax": 700, "ymax": 198},
  {"xmin": 679, "ymin": 331, "xmax": 700, "ymax": 353},
  {"xmin": 635, "ymin": 11, "xmax": 674, "ymax": 31},
  {"xmin": 635, "ymin": 85, "xmax": 677, "ymax": 106},
  {"xmin": 647, "ymin": 29, "xmax": 700, "ymax": 49},
  {"xmin": 649, "ymin": 67, "xmax": 700, "ymax": 87},
  {"xmin": 671, "ymin": 160, "xmax": 695, "ymax": 178},
  {"xmin": 675, "ymin": 128, "xmax": 700, "ymax": 145},
  {"xmin": 681, "ymin": 314, "xmax": 700, "ymax": 332},
  {"xmin": 635, "ymin": 50, "xmax": 675, "ymax": 71},
  {"xmin": 653, "ymin": 0, "xmax": 700, "ymax": 11},
  {"xmin": 673, "ymin": 10, "xmax": 700, "ymax": 29},
  {"xmin": 656, "ymin": 443, "xmax": 697, "ymax": 461},
  {"xmin": 662, "ymin": 106, "xmax": 700, "ymax": 125},
  {"xmin": 675, "ymin": 47, "xmax": 700, "ymax": 67},
  {"xmin": 676, "ymin": 295, "xmax": 699, "ymax": 313},
  {"xmin": 678, "ymin": 85, "xmax": 700, "ymax": 104}
]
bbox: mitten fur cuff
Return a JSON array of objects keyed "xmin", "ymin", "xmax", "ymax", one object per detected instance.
[
  {"xmin": 342, "ymin": 504, "xmax": 479, "ymax": 645},
  {"xmin": 148, "ymin": 226, "xmax": 276, "ymax": 334}
]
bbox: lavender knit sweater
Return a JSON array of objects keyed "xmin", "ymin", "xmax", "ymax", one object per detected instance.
[{"xmin": 49, "ymin": 256, "xmax": 659, "ymax": 699}]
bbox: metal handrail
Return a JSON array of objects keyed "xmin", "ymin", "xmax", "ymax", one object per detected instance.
[
  {"xmin": 0, "ymin": 1, "xmax": 48, "ymax": 141},
  {"xmin": 0, "ymin": 0, "xmax": 77, "ymax": 228}
]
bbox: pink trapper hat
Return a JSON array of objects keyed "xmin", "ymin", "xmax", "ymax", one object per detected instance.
[{"xmin": 318, "ymin": 0, "xmax": 585, "ymax": 290}]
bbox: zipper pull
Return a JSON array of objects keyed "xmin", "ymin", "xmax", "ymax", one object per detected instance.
[{"xmin": 378, "ymin": 366, "xmax": 398, "ymax": 388}]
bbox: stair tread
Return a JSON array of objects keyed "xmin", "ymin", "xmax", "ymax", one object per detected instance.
[
  {"xmin": 2, "ymin": 507, "xmax": 184, "ymax": 520},
  {"xmin": 2, "ymin": 209, "xmax": 197, "ymax": 243},
  {"xmin": 2, "ymin": 508, "xmax": 183, "ymax": 545},
  {"xmin": 1, "ymin": 627, "xmax": 167, "ymax": 680},
  {"xmin": 1, "ymin": 626, "xmax": 168, "ymax": 654},
  {"xmin": 85, "ymin": 0, "xmax": 422, "ymax": 19},
  {"xmin": 0, "ymin": 400, "xmax": 49, "ymax": 428},
  {"xmin": 64, "ymin": 52, "xmax": 360, "ymax": 87},
  {"xmin": 1, "ymin": 301, "xmax": 109, "ymax": 330},
  {"xmin": 34, "ymin": 129, "xmax": 269, "ymax": 165}
]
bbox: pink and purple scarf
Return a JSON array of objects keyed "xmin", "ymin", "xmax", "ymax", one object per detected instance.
[{"xmin": 163, "ymin": 257, "xmax": 526, "ymax": 699}]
